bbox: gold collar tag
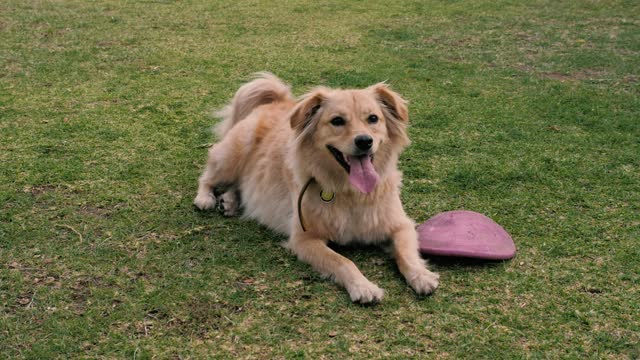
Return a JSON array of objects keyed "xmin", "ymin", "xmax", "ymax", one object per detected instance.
[{"xmin": 320, "ymin": 190, "xmax": 335, "ymax": 202}]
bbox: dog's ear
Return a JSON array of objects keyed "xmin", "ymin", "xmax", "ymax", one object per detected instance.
[
  {"xmin": 290, "ymin": 87, "xmax": 328, "ymax": 133},
  {"xmin": 370, "ymin": 82, "xmax": 408, "ymax": 123},
  {"xmin": 370, "ymin": 83, "xmax": 410, "ymax": 145}
]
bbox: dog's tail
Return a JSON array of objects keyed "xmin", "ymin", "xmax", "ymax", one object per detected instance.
[{"xmin": 214, "ymin": 72, "xmax": 294, "ymax": 138}]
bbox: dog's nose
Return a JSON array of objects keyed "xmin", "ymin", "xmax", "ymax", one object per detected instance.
[{"xmin": 354, "ymin": 135, "xmax": 373, "ymax": 151}]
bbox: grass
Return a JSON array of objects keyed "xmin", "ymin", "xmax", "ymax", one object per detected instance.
[{"xmin": 1, "ymin": 0, "xmax": 639, "ymax": 358}]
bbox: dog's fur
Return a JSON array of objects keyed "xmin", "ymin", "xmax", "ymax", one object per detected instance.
[{"xmin": 194, "ymin": 73, "xmax": 439, "ymax": 303}]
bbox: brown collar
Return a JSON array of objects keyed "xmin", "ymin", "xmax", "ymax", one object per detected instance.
[{"xmin": 297, "ymin": 177, "xmax": 315, "ymax": 232}]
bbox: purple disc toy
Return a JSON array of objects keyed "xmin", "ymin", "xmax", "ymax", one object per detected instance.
[{"xmin": 417, "ymin": 210, "xmax": 516, "ymax": 260}]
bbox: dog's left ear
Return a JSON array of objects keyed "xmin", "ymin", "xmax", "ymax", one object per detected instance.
[{"xmin": 370, "ymin": 83, "xmax": 410, "ymax": 144}]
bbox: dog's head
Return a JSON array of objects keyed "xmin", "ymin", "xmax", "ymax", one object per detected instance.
[{"xmin": 290, "ymin": 83, "xmax": 409, "ymax": 193}]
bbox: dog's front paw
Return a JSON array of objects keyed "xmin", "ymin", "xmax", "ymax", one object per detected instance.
[
  {"xmin": 407, "ymin": 269, "xmax": 440, "ymax": 295},
  {"xmin": 194, "ymin": 193, "xmax": 216, "ymax": 210},
  {"xmin": 347, "ymin": 279, "xmax": 384, "ymax": 304}
]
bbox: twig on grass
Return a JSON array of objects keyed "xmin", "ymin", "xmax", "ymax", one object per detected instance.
[
  {"xmin": 196, "ymin": 143, "xmax": 214, "ymax": 148},
  {"xmin": 27, "ymin": 291, "xmax": 36, "ymax": 308},
  {"xmin": 55, "ymin": 224, "xmax": 84, "ymax": 243}
]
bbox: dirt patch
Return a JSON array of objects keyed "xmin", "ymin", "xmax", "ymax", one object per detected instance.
[
  {"xmin": 5, "ymin": 259, "xmax": 63, "ymax": 313},
  {"xmin": 2, "ymin": 61, "xmax": 24, "ymax": 77},
  {"xmin": 79, "ymin": 205, "xmax": 117, "ymax": 218},
  {"xmin": 95, "ymin": 41, "xmax": 115, "ymax": 48},
  {"xmin": 66, "ymin": 275, "xmax": 108, "ymax": 315},
  {"xmin": 23, "ymin": 184, "xmax": 59, "ymax": 196},
  {"xmin": 540, "ymin": 69, "xmax": 608, "ymax": 82},
  {"xmin": 514, "ymin": 64, "xmax": 535, "ymax": 73},
  {"xmin": 540, "ymin": 72, "xmax": 574, "ymax": 81},
  {"xmin": 115, "ymin": 266, "xmax": 148, "ymax": 283},
  {"xmin": 163, "ymin": 298, "xmax": 246, "ymax": 339},
  {"xmin": 513, "ymin": 65, "xmax": 611, "ymax": 83},
  {"xmin": 8, "ymin": 259, "xmax": 61, "ymax": 287},
  {"xmin": 514, "ymin": 30, "xmax": 541, "ymax": 43},
  {"xmin": 21, "ymin": 183, "xmax": 83, "ymax": 197}
]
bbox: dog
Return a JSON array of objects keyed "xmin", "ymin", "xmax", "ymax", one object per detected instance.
[{"xmin": 194, "ymin": 73, "xmax": 439, "ymax": 303}]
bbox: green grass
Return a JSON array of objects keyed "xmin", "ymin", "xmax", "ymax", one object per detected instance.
[{"xmin": 1, "ymin": 0, "xmax": 639, "ymax": 358}]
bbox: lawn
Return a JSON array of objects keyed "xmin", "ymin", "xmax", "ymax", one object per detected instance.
[{"xmin": 1, "ymin": 0, "xmax": 639, "ymax": 358}]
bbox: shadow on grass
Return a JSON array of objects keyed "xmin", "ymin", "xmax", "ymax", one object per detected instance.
[
  {"xmin": 329, "ymin": 242, "xmax": 512, "ymax": 269},
  {"xmin": 426, "ymin": 255, "xmax": 513, "ymax": 268}
]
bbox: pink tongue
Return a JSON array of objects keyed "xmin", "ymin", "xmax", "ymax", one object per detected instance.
[{"xmin": 348, "ymin": 155, "xmax": 379, "ymax": 193}]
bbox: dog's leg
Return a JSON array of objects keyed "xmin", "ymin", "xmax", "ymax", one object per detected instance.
[
  {"xmin": 217, "ymin": 188, "xmax": 240, "ymax": 216},
  {"xmin": 194, "ymin": 141, "xmax": 242, "ymax": 210},
  {"xmin": 287, "ymin": 234, "xmax": 384, "ymax": 303},
  {"xmin": 392, "ymin": 223, "xmax": 440, "ymax": 295}
]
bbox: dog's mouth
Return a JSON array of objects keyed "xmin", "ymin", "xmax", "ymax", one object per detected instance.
[
  {"xmin": 326, "ymin": 145, "xmax": 380, "ymax": 194},
  {"xmin": 327, "ymin": 145, "xmax": 351, "ymax": 173}
]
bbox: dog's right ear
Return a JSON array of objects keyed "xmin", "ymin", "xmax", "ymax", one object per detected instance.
[{"xmin": 290, "ymin": 88, "xmax": 328, "ymax": 133}]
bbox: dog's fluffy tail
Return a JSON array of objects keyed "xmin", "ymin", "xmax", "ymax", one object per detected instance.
[{"xmin": 214, "ymin": 72, "xmax": 293, "ymax": 138}]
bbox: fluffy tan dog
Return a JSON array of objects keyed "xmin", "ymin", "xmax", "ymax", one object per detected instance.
[{"xmin": 194, "ymin": 73, "xmax": 439, "ymax": 303}]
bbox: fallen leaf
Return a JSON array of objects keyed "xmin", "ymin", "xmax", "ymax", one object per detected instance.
[{"xmin": 17, "ymin": 297, "xmax": 31, "ymax": 305}]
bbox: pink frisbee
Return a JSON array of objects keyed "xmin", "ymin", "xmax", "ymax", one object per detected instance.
[{"xmin": 417, "ymin": 210, "xmax": 516, "ymax": 260}]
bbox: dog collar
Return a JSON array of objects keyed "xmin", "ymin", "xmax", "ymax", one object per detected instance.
[
  {"xmin": 320, "ymin": 190, "xmax": 335, "ymax": 202},
  {"xmin": 297, "ymin": 178, "xmax": 335, "ymax": 232}
]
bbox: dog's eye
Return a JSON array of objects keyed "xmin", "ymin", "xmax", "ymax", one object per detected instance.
[
  {"xmin": 330, "ymin": 116, "xmax": 346, "ymax": 126},
  {"xmin": 367, "ymin": 114, "xmax": 379, "ymax": 124}
]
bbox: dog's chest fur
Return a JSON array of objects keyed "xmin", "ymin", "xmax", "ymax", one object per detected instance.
[{"xmin": 298, "ymin": 180, "xmax": 407, "ymax": 244}]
